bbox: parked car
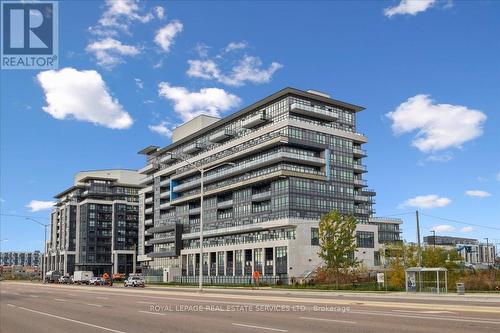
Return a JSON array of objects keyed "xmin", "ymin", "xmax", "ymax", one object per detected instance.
[
  {"xmin": 89, "ymin": 277, "xmax": 106, "ymax": 286},
  {"xmin": 59, "ymin": 275, "xmax": 72, "ymax": 284},
  {"xmin": 73, "ymin": 271, "xmax": 94, "ymax": 285},
  {"xmin": 45, "ymin": 270, "xmax": 61, "ymax": 283},
  {"xmin": 124, "ymin": 276, "xmax": 145, "ymax": 288}
]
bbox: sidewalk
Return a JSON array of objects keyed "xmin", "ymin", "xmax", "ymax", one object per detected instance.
[{"xmin": 145, "ymin": 284, "xmax": 500, "ymax": 302}]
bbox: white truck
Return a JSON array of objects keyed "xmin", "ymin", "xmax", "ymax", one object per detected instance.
[{"xmin": 72, "ymin": 271, "xmax": 94, "ymax": 284}]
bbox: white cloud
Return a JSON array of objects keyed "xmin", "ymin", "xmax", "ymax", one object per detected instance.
[
  {"xmin": 401, "ymin": 194, "xmax": 451, "ymax": 209},
  {"xmin": 386, "ymin": 95, "xmax": 486, "ymax": 153},
  {"xmin": 86, "ymin": 37, "xmax": 140, "ymax": 69},
  {"xmin": 194, "ymin": 43, "xmax": 210, "ymax": 58},
  {"xmin": 384, "ymin": 0, "xmax": 437, "ymax": 17},
  {"xmin": 155, "ymin": 6, "xmax": 165, "ymax": 19},
  {"xmin": 134, "ymin": 78, "xmax": 144, "ymax": 89},
  {"xmin": 96, "ymin": 0, "xmax": 154, "ymax": 33},
  {"xmin": 187, "ymin": 56, "xmax": 283, "ymax": 87},
  {"xmin": 224, "ymin": 41, "xmax": 248, "ymax": 53},
  {"xmin": 158, "ymin": 83, "xmax": 241, "ymax": 122},
  {"xmin": 149, "ymin": 122, "xmax": 173, "ymax": 137},
  {"xmin": 465, "ymin": 190, "xmax": 491, "ymax": 198},
  {"xmin": 154, "ymin": 20, "xmax": 183, "ymax": 52},
  {"xmin": 26, "ymin": 200, "xmax": 55, "ymax": 212},
  {"xmin": 460, "ymin": 226, "xmax": 473, "ymax": 233},
  {"xmin": 37, "ymin": 67, "xmax": 133, "ymax": 129},
  {"xmin": 431, "ymin": 224, "xmax": 455, "ymax": 233}
]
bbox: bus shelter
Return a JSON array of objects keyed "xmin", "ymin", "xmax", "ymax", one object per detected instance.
[{"xmin": 405, "ymin": 267, "xmax": 448, "ymax": 294}]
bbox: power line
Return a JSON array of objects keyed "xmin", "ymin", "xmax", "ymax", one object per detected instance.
[
  {"xmin": 419, "ymin": 213, "xmax": 500, "ymax": 231},
  {"xmin": 374, "ymin": 211, "xmax": 415, "ymax": 218},
  {"xmin": 0, "ymin": 213, "xmax": 50, "ymax": 220}
]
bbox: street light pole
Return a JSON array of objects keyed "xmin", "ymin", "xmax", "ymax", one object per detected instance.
[
  {"xmin": 25, "ymin": 217, "xmax": 49, "ymax": 283},
  {"xmin": 431, "ymin": 230, "xmax": 436, "ymax": 250},
  {"xmin": 164, "ymin": 153, "xmax": 234, "ymax": 293}
]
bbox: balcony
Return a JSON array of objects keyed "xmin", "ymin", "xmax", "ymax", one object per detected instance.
[
  {"xmin": 159, "ymin": 154, "xmax": 178, "ymax": 164},
  {"xmin": 145, "ymin": 237, "xmax": 175, "ymax": 246},
  {"xmin": 183, "ymin": 142, "xmax": 204, "ymax": 154},
  {"xmin": 355, "ymin": 208, "xmax": 370, "ymax": 215},
  {"xmin": 353, "ymin": 147, "xmax": 367, "ymax": 157},
  {"xmin": 160, "ymin": 202, "xmax": 171, "ymax": 210},
  {"xmin": 242, "ymin": 111, "xmax": 269, "ymax": 129},
  {"xmin": 354, "ymin": 195, "xmax": 370, "ymax": 203},
  {"xmin": 138, "ymin": 162, "xmax": 158, "ymax": 175},
  {"xmin": 140, "ymin": 175, "xmax": 154, "ymax": 185},
  {"xmin": 144, "ymin": 197, "xmax": 153, "ymax": 204},
  {"xmin": 209, "ymin": 129, "xmax": 234, "ymax": 143},
  {"xmin": 217, "ymin": 199, "xmax": 233, "ymax": 209},
  {"xmin": 160, "ymin": 191, "xmax": 170, "ymax": 199},
  {"xmin": 144, "ymin": 218, "xmax": 153, "ymax": 226},
  {"xmin": 290, "ymin": 103, "xmax": 339, "ymax": 122},
  {"xmin": 353, "ymin": 164, "xmax": 367, "ymax": 173},
  {"xmin": 251, "ymin": 191, "xmax": 271, "ymax": 202},
  {"xmin": 160, "ymin": 179, "xmax": 170, "ymax": 187},
  {"xmin": 173, "ymin": 151, "xmax": 324, "ymax": 193},
  {"xmin": 144, "ymin": 207, "xmax": 153, "ymax": 215},
  {"xmin": 147, "ymin": 250, "xmax": 178, "ymax": 258},
  {"xmin": 362, "ymin": 188, "xmax": 376, "ymax": 196},
  {"xmin": 353, "ymin": 178, "xmax": 367, "ymax": 187},
  {"xmin": 188, "ymin": 207, "xmax": 201, "ymax": 215}
]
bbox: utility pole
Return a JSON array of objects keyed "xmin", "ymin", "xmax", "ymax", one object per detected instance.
[
  {"xmin": 416, "ymin": 210, "xmax": 422, "ymax": 267},
  {"xmin": 431, "ymin": 230, "xmax": 436, "ymax": 250}
]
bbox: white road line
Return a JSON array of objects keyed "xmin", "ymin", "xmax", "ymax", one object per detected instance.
[
  {"xmin": 232, "ymin": 323, "xmax": 288, "ymax": 332},
  {"xmin": 87, "ymin": 303, "xmax": 103, "ymax": 307},
  {"xmin": 349, "ymin": 310, "xmax": 500, "ymax": 325},
  {"xmin": 54, "ymin": 298, "xmax": 68, "ymax": 302},
  {"xmin": 137, "ymin": 301, "xmax": 151, "ymax": 304},
  {"xmin": 29, "ymin": 295, "xmax": 39, "ymax": 298},
  {"xmin": 6, "ymin": 304, "xmax": 16, "ymax": 307},
  {"xmin": 9, "ymin": 304, "xmax": 127, "ymax": 333},
  {"xmin": 300, "ymin": 316, "xmax": 356, "ymax": 324},
  {"xmin": 97, "ymin": 296, "xmax": 109, "ymax": 300},
  {"xmin": 392, "ymin": 309, "xmax": 454, "ymax": 314},
  {"xmin": 138, "ymin": 310, "xmax": 166, "ymax": 316}
]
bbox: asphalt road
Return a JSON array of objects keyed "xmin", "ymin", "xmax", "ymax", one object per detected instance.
[{"xmin": 1, "ymin": 282, "xmax": 499, "ymax": 333}]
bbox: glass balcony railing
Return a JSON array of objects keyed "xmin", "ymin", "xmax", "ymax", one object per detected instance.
[
  {"xmin": 173, "ymin": 151, "xmax": 324, "ymax": 193},
  {"xmin": 290, "ymin": 103, "xmax": 339, "ymax": 121}
]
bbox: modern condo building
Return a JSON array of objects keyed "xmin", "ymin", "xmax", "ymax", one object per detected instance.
[
  {"xmin": 138, "ymin": 88, "xmax": 378, "ymax": 282},
  {"xmin": 45, "ymin": 170, "xmax": 141, "ymax": 276}
]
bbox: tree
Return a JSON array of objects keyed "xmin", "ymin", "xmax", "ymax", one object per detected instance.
[{"xmin": 318, "ymin": 209, "xmax": 358, "ymax": 288}]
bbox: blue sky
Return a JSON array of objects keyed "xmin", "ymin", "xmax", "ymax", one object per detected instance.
[{"xmin": 1, "ymin": 0, "xmax": 499, "ymax": 252}]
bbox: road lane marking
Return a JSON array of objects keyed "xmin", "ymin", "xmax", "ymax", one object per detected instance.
[
  {"xmin": 300, "ymin": 316, "xmax": 356, "ymax": 324},
  {"xmin": 6, "ymin": 304, "xmax": 16, "ymax": 307},
  {"xmin": 8, "ymin": 304, "xmax": 127, "ymax": 333},
  {"xmin": 392, "ymin": 310, "xmax": 454, "ymax": 314},
  {"xmin": 137, "ymin": 301, "xmax": 151, "ymax": 304},
  {"xmin": 97, "ymin": 296, "xmax": 109, "ymax": 300},
  {"xmin": 138, "ymin": 310, "xmax": 166, "ymax": 316},
  {"xmin": 232, "ymin": 323, "xmax": 288, "ymax": 332},
  {"xmin": 54, "ymin": 298, "xmax": 68, "ymax": 302},
  {"xmin": 29, "ymin": 295, "xmax": 39, "ymax": 298},
  {"xmin": 349, "ymin": 309, "xmax": 500, "ymax": 325},
  {"xmin": 87, "ymin": 303, "xmax": 103, "ymax": 307}
]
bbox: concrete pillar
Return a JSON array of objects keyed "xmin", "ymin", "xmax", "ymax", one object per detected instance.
[
  {"xmin": 273, "ymin": 247, "xmax": 276, "ymax": 276},
  {"xmin": 132, "ymin": 254, "xmax": 136, "ymax": 273}
]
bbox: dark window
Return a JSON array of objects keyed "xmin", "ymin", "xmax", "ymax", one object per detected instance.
[
  {"xmin": 311, "ymin": 227, "xmax": 319, "ymax": 246},
  {"xmin": 356, "ymin": 231, "xmax": 374, "ymax": 248}
]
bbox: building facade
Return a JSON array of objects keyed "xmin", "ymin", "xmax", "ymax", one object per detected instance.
[
  {"xmin": 45, "ymin": 170, "xmax": 141, "ymax": 276},
  {"xmin": 138, "ymin": 88, "xmax": 378, "ymax": 282},
  {"xmin": 368, "ymin": 217, "xmax": 403, "ymax": 244},
  {"xmin": 0, "ymin": 251, "xmax": 41, "ymax": 266},
  {"xmin": 423, "ymin": 235, "xmax": 496, "ymax": 266}
]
